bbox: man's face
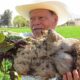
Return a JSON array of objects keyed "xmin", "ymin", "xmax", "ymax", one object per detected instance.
[{"xmin": 29, "ymin": 9, "xmax": 58, "ymax": 37}]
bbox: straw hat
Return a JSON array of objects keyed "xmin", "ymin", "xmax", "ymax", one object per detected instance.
[{"xmin": 16, "ymin": 0, "xmax": 70, "ymax": 25}]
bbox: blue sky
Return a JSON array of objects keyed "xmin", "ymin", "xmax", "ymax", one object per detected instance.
[{"xmin": 0, "ymin": 0, "xmax": 80, "ymax": 18}]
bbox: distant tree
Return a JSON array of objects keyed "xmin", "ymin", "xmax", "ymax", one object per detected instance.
[
  {"xmin": 13, "ymin": 16, "xmax": 29, "ymax": 27},
  {"xmin": 0, "ymin": 15, "xmax": 3, "ymax": 27},
  {"xmin": 1, "ymin": 9, "xmax": 12, "ymax": 27}
]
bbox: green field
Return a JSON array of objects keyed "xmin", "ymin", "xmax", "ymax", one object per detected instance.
[
  {"xmin": 55, "ymin": 26, "xmax": 80, "ymax": 38},
  {"xmin": 0, "ymin": 25, "xmax": 80, "ymax": 38},
  {"xmin": 0, "ymin": 27, "xmax": 31, "ymax": 33}
]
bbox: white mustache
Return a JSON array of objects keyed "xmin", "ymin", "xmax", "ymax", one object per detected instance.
[{"xmin": 32, "ymin": 28, "xmax": 44, "ymax": 30}]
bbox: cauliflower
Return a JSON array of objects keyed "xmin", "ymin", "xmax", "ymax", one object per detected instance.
[{"xmin": 13, "ymin": 30, "xmax": 80, "ymax": 80}]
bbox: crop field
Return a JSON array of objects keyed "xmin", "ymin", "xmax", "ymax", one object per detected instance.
[{"xmin": 0, "ymin": 25, "xmax": 80, "ymax": 38}]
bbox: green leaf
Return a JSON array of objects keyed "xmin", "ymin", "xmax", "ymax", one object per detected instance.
[
  {"xmin": 0, "ymin": 42, "xmax": 14, "ymax": 53},
  {"xmin": 0, "ymin": 33, "xmax": 5, "ymax": 43},
  {"xmin": 18, "ymin": 74, "xmax": 22, "ymax": 80}
]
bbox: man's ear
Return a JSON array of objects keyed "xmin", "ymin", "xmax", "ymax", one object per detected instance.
[{"xmin": 52, "ymin": 15, "xmax": 58, "ymax": 28}]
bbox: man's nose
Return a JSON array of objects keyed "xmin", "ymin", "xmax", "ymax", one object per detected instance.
[{"xmin": 33, "ymin": 18, "xmax": 41, "ymax": 25}]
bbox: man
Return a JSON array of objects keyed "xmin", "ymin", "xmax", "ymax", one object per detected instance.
[{"xmin": 16, "ymin": 0, "xmax": 80, "ymax": 80}]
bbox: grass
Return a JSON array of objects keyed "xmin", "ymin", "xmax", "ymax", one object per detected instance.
[
  {"xmin": 55, "ymin": 25, "xmax": 80, "ymax": 38},
  {"xmin": 0, "ymin": 25, "xmax": 80, "ymax": 38},
  {"xmin": 0, "ymin": 27, "xmax": 31, "ymax": 33}
]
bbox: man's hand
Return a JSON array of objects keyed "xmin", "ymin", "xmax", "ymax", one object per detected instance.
[{"xmin": 63, "ymin": 70, "xmax": 80, "ymax": 80}]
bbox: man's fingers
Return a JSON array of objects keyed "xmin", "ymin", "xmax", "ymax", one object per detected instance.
[
  {"xmin": 66, "ymin": 72, "xmax": 73, "ymax": 80},
  {"xmin": 78, "ymin": 69, "xmax": 80, "ymax": 77},
  {"xmin": 63, "ymin": 74, "xmax": 67, "ymax": 80},
  {"xmin": 73, "ymin": 70, "xmax": 80, "ymax": 80},
  {"xmin": 63, "ymin": 72, "xmax": 73, "ymax": 80},
  {"xmin": 63, "ymin": 70, "xmax": 80, "ymax": 80}
]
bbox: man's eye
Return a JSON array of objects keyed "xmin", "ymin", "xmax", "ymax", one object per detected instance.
[{"xmin": 39, "ymin": 17, "xmax": 46, "ymax": 20}]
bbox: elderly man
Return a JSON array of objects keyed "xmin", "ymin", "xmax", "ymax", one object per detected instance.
[{"xmin": 16, "ymin": 0, "xmax": 80, "ymax": 80}]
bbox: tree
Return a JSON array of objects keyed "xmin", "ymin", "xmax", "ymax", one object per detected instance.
[
  {"xmin": 1, "ymin": 9, "xmax": 12, "ymax": 27},
  {"xmin": 13, "ymin": 16, "xmax": 29, "ymax": 27}
]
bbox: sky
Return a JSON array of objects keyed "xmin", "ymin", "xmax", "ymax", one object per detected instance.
[{"xmin": 0, "ymin": 0, "xmax": 80, "ymax": 19}]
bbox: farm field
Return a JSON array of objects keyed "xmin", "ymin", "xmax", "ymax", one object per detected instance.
[{"xmin": 0, "ymin": 25, "xmax": 80, "ymax": 38}]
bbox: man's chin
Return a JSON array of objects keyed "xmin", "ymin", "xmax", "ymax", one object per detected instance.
[{"xmin": 33, "ymin": 30, "xmax": 48, "ymax": 38}]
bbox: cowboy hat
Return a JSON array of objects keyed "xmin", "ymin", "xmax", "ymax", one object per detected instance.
[{"xmin": 16, "ymin": 0, "xmax": 70, "ymax": 25}]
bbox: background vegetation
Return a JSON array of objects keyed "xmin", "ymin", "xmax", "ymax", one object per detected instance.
[
  {"xmin": 0, "ymin": 25, "xmax": 80, "ymax": 38},
  {"xmin": 55, "ymin": 26, "xmax": 80, "ymax": 38}
]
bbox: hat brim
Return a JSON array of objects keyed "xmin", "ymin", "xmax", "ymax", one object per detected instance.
[{"xmin": 16, "ymin": 1, "xmax": 70, "ymax": 25}]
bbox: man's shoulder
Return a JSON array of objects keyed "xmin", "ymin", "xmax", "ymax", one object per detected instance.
[{"xmin": 52, "ymin": 30, "xmax": 65, "ymax": 40}]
